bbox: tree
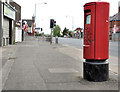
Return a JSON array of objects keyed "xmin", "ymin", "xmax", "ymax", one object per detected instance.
[
  {"xmin": 53, "ymin": 25, "xmax": 61, "ymax": 37},
  {"xmin": 63, "ymin": 27, "xmax": 69, "ymax": 36}
]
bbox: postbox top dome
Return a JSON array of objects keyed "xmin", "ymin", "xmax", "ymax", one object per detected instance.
[{"xmin": 84, "ymin": 1, "xmax": 109, "ymax": 7}]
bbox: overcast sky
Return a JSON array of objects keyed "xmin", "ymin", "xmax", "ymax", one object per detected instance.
[{"xmin": 14, "ymin": 0, "xmax": 120, "ymax": 34}]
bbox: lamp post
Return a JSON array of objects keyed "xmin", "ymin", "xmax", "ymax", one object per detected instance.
[
  {"xmin": 66, "ymin": 16, "xmax": 74, "ymax": 31},
  {"xmin": 34, "ymin": 2, "xmax": 47, "ymax": 27},
  {"xmin": 66, "ymin": 15, "xmax": 74, "ymax": 37},
  {"xmin": 32, "ymin": 2, "xmax": 47, "ymax": 37}
]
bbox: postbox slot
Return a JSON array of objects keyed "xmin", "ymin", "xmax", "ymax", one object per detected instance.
[{"xmin": 84, "ymin": 9, "xmax": 91, "ymax": 13}]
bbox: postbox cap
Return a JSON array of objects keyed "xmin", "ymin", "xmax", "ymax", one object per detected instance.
[{"xmin": 84, "ymin": 1, "xmax": 109, "ymax": 7}]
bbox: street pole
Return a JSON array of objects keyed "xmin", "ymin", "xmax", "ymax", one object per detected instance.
[
  {"xmin": 72, "ymin": 16, "xmax": 74, "ymax": 31},
  {"xmin": 35, "ymin": 4, "xmax": 36, "ymax": 24},
  {"xmin": 66, "ymin": 16, "xmax": 74, "ymax": 31},
  {"xmin": 35, "ymin": 4, "xmax": 36, "ymax": 17},
  {"xmin": 34, "ymin": 2, "xmax": 47, "ymax": 29},
  {"xmin": 50, "ymin": 28, "xmax": 52, "ymax": 44}
]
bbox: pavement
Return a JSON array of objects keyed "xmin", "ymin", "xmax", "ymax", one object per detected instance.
[
  {"xmin": 54, "ymin": 37, "xmax": 118, "ymax": 74},
  {"xmin": 0, "ymin": 36, "xmax": 118, "ymax": 90}
]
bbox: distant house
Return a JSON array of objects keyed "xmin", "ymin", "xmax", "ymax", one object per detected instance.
[
  {"xmin": 109, "ymin": 2, "xmax": 120, "ymax": 41},
  {"xmin": 110, "ymin": 12, "xmax": 120, "ymax": 33},
  {"xmin": 72, "ymin": 27, "xmax": 83, "ymax": 38}
]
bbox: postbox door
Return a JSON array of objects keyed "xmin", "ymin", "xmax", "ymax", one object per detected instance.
[{"xmin": 83, "ymin": 4, "xmax": 96, "ymax": 59}]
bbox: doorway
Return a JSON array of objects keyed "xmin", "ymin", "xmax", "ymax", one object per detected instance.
[{"xmin": 9, "ymin": 19, "xmax": 12, "ymax": 45}]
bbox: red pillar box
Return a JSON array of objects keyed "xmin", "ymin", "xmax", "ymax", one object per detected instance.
[{"xmin": 83, "ymin": 2, "xmax": 109, "ymax": 82}]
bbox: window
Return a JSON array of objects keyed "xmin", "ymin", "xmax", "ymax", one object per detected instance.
[{"xmin": 86, "ymin": 14, "xmax": 91, "ymax": 24}]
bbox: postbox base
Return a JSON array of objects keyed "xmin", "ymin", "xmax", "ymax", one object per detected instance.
[{"xmin": 83, "ymin": 61, "xmax": 109, "ymax": 82}]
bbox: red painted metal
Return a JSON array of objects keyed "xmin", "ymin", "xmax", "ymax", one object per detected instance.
[{"xmin": 83, "ymin": 2, "xmax": 109, "ymax": 60}]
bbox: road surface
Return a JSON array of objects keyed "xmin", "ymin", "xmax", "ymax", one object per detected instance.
[{"xmin": 57, "ymin": 37, "xmax": 118, "ymax": 57}]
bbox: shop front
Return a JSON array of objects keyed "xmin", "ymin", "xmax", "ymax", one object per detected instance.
[{"xmin": 2, "ymin": 3, "xmax": 15, "ymax": 46}]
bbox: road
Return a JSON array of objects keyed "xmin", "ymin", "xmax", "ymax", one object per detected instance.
[{"xmin": 57, "ymin": 37, "xmax": 118, "ymax": 57}]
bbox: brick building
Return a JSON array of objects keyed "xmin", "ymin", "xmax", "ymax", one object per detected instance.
[{"xmin": 110, "ymin": 13, "xmax": 120, "ymax": 33}]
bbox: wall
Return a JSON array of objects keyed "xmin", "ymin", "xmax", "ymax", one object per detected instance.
[
  {"xmin": 10, "ymin": 2, "xmax": 21, "ymax": 21},
  {"xmin": 10, "ymin": 1, "xmax": 21, "ymax": 43}
]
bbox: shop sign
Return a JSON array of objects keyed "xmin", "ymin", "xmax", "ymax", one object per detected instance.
[{"xmin": 4, "ymin": 3, "xmax": 15, "ymax": 20}]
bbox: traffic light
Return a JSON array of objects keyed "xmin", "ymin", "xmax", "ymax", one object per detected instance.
[
  {"xmin": 50, "ymin": 19, "xmax": 54, "ymax": 28},
  {"xmin": 50, "ymin": 19, "xmax": 56, "ymax": 28},
  {"xmin": 41, "ymin": 28, "xmax": 43, "ymax": 31},
  {"xmin": 54, "ymin": 21, "xmax": 56, "ymax": 27}
]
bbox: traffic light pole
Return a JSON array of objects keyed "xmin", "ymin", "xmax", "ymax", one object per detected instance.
[
  {"xmin": 50, "ymin": 28, "xmax": 52, "ymax": 44},
  {"xmin": 50, "ymin": 19, "xmax": 56, "ymax": 44}
]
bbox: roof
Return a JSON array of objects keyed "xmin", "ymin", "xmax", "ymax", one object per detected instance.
[
  {"xmin": 74, "ymin": 27, "xmax": 83, "ymax": 31},
  {"xmin": 76, "ymin": 28, "xmax": 82, "ymax": 30},
  {"xmin": 110, "ymin": 12, "xmax": 120, "ymax": 21}
]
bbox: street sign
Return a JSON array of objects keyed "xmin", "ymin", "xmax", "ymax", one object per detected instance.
[{"xmin": 35, "ymin": 27, "xmax": 40, "ymax": 30}]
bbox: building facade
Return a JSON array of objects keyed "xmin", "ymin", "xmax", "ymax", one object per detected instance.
[
  {"xmin": 0, "ymin": 0, "xmax": 21, "ymax": 46},
  {"xmin": 10, "ymin": 1, "xmax": 22, "ymax": 43},
  {"xmin": 2, "ymin": 2, "xmax": 16, "ymax": 46}
]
